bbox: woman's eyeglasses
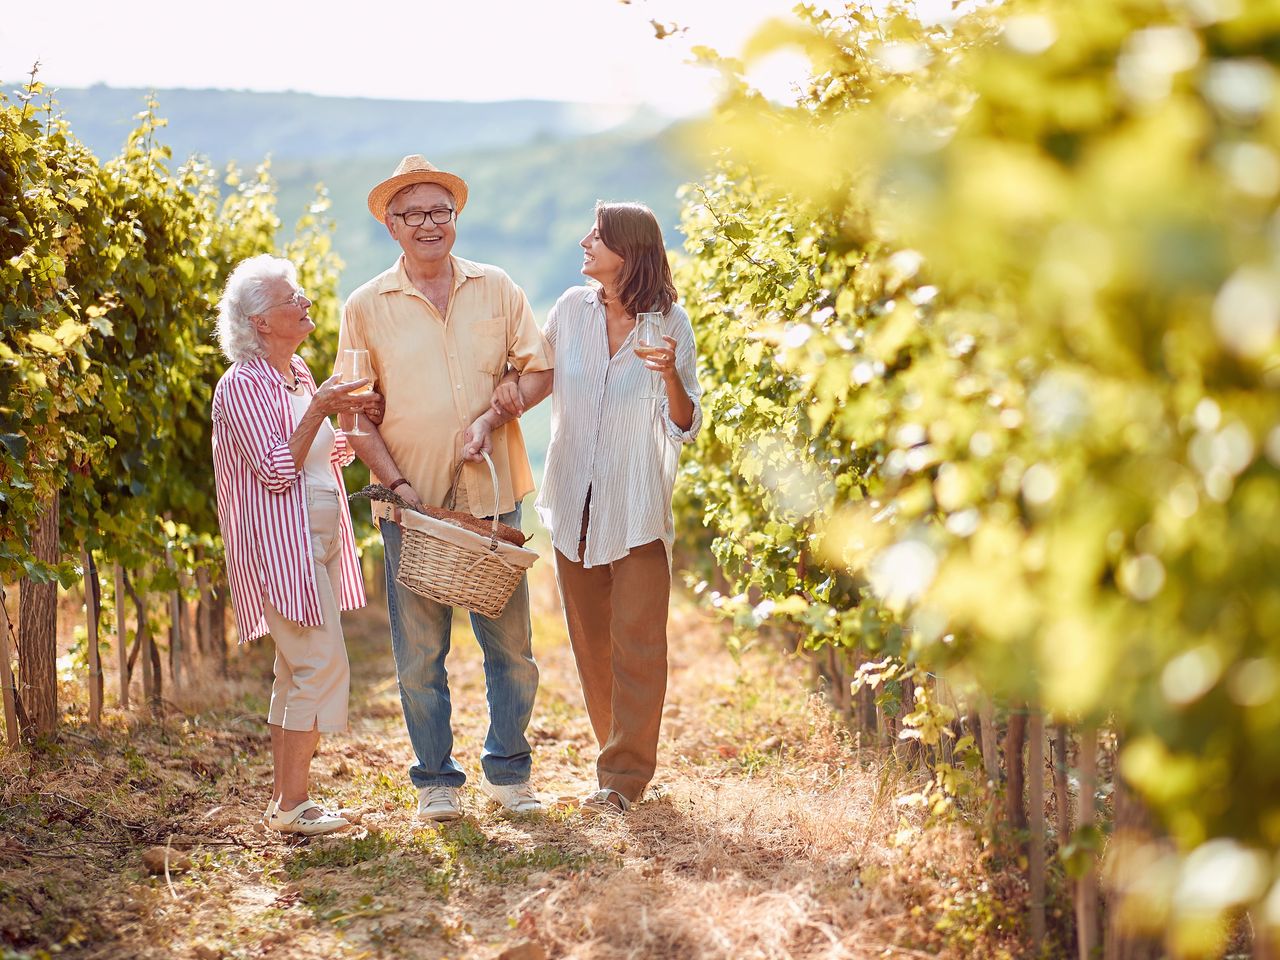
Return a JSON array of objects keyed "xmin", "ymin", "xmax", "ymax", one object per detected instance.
[{"xmin": 264, "ymin": 289, "xmax": 310, "ymax": 311}]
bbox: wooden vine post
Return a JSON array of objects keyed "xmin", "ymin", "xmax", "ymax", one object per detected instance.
[
  {"xmin": 211, "ymin": 577, "xmax": 228, "ymax": 677},
  {"xmin": 164, "ymin": 538, "xmax": 184, "ymax": 690},
  {"xmin": 80, "ymin": 547, "xmax": 103, "ymax": 728},
  {"xmin": 979, "ymin": 696, "xmax": 999, "ymax": 787},
  {"xmin": 140, "ymin": 587, "xmax": 160, "ymax": 712},
  {"xmin": 1054, "ymin": 724, "xmax": 1072, "ymax": 841},
  {"xmin": 1028, "ymin": 708, "xmax": 1046, "ymax": 947},
  {"xmin": 1076, "ymin": 725, "xmax": 1099, "ymax": 960},
  {"xmin": 194, "ymin": 546, "xmax": 213, "ymax": 660},
  {"xmin": 1053, "ymin": 724, "xmax": 1076, "ymax": 950},
  {"xmin": 1004, "ymin": 704, "xmax": 1028, "ymax": 832},
  {"xmin": 114, "ymin": 564, "xmax": 129, "ymax": 709},
  {"xmin": 18, "ymin": 493, "xmax": 60, "ymax": 738},
  {"xmin": 122, "ymin": 569, "xmax": 161, "ymax": 714},
  {"xmin": 933, "ymin": 674, "xmax": 955, "ymax": 769},
  {"xmin": 0, "ymin": 584, "xmax": 18, "ymax": 748}
]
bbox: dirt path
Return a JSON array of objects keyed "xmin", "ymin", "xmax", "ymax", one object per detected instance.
[{"xmin": 0, "ymin": 564, "xmax": 1027, "ymax": 959}]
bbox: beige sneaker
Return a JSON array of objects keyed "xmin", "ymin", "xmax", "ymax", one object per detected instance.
[
  {"xmin": 481, "ymin": 778, "xmax": 542, "ymax": 814},
  {"xmin": 417, "ymin": 784, "xmax": 462, "ymax": 822}
]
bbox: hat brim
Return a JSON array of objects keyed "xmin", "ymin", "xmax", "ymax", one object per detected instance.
[{"xmin": 367, "ymin": 171, "xmax": 469, "ymax": 221}]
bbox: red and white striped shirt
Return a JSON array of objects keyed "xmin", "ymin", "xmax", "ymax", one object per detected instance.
[{"xmin": 211, "ymin": 355, "xmax": 366, "ymax": 643}]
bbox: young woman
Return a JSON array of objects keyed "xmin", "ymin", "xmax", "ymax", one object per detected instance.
[{"xmin": 475, "ymin": 201, "xmax": 702, "ymax": 815}]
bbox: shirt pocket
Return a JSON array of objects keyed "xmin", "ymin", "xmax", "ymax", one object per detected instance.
[{"xmin": 470, "ymin": 318, "xmax": 509, "ymax": 375}]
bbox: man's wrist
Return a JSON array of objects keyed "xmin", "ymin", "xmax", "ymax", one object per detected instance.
[{"xmin": 389, "ymin": 477, "xmax": 411, "ymax": 493}]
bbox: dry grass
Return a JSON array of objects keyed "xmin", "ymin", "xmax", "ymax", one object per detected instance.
[{"xmin": 0, "ymin": 565, "xmax": 1030, "ymax": 959}]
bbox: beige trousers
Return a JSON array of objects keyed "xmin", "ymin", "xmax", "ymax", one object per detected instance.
[
  {"xmin": 263, "ymin": 487, "xmax": 350, "ymax": 733},
  {"xmin": 554, "ymin": 502, "xmax": 671, "ymax": 802}
]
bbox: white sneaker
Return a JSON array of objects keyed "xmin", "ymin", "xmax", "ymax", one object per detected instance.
[
  {"xmin": 481, "ymin": 778, "xmax": 543, "ymax": 814},
  {"xmin": 417, "ymin": 784, "xmax": 462, "ymax": 822}
]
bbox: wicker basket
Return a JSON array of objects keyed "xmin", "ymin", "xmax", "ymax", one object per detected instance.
[{"xmin": 360, "ymin": 453, "xmax": 538, "ymax": 619}]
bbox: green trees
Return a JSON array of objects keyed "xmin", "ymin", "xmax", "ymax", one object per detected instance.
[
  {"xmin": 0, "ymin": 82, "xmax": 340, "ymax": 737},
  {"xmin": 674, "ymin": 1, "xmax": 1280, "ymax": 952}
]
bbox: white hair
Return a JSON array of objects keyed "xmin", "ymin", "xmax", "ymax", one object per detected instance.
[{"xmin": 215, "ymin": 255, "xmax": 298, "ymax": 363}]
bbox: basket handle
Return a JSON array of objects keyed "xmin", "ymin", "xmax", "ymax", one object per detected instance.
[{"xmin": 445, "ymin": 451, "xmax": 501, "ymax": 548}]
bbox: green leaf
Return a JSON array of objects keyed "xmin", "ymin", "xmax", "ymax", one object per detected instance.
[
  {"xmin": 27, "ymin": 332, "xmax": 63, "ymax": 353},
  {"xmin": 0, "ymin": 434, "xmax": 28, "ymax": 459}
]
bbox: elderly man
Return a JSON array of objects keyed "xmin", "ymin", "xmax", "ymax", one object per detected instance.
[{"xmin": 337, "ymin": 155, "xmax": 553, "ymax": 821}]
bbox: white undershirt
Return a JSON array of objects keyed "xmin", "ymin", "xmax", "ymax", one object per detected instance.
[{"xmin": 286, "ymin": 389, "xmax": 339, "ymax": 491}]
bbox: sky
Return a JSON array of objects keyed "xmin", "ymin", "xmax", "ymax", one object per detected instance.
[{"xmin": 2, "ymin": 0, "xmax": 823, "ymax": 114}]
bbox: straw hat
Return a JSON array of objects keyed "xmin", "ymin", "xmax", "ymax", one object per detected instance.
[{"xmin": 367, "ymin": 155, "xmax": 469, "ymax": 221}]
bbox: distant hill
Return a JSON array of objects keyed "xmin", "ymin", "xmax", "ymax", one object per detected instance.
[
  {"xmin": 44, "ymin": 85, "xmax": 673, "ymax": 164},
  {"xmin": 273, "ymin": 124, "xmax": 699, "ymax": 306},
  {"xmin": 35, "ymin": 85, "xmax": 705, "ymax": 306}
]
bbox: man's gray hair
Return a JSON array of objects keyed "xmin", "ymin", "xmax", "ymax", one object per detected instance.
[{"xmin": 215, "ymin": 255, "xmax": 298, "ymax": 363}]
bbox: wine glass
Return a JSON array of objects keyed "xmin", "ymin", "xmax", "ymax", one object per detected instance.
[
  {"xmin": 340, "ymin": 348, "xmax": 373, "ymax": 436},
  {"xmin": 633, "ymin": 312, "xmax": 665, "ymax": 400}
]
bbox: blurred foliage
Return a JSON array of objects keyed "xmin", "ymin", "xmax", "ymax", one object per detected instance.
[
  {"xmin": 0, "ymin": 82, "xmax": 341, "ymax": 592},
  {"xmin": 673, "ymin": 0, "xmax": 1280, "ymax": 948}
]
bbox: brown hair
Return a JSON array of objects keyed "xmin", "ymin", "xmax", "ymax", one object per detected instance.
[{"xmin": 595, "ymin": 201, "xmax": 677, "ymax": 318}]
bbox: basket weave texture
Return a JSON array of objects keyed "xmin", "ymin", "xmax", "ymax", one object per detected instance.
[{"xmin": 349, "ymin": 453, "xmax": 538, "ymax": 619}]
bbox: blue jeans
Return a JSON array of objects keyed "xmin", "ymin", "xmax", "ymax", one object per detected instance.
[{"xmin": 380, "ymin": 504, "xmax": 538, "ymax": 789}]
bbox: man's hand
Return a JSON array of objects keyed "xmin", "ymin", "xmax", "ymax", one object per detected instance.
[
  {"xmin": 462, "ymin": 414, "xmax": 495, "ymax": 462},
  {"xmin": 490, "ymin": 379, "xmax": 524, "ymax": 419},
  {"xmin": 394, "ymin": 481, "xmax": 423, "ymax": 512}
]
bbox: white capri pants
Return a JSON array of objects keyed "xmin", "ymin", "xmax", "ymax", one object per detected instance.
[{"xmin": 263, "ymin": 486, "xmax": 351, "ymax": 733}]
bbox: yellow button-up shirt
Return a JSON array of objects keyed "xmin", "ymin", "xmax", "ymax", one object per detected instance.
[{"xmin": 337, "ymin": 255, "xmax": 553, "ymax": 521}]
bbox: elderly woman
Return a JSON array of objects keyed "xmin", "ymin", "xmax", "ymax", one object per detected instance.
[
  {"xmin": 468, "ymin": 201, "xmax": 701, "ymax": 816},
  {"xmin": 211, "ymin": 254, "xmax": 378, "ymax": 835}
]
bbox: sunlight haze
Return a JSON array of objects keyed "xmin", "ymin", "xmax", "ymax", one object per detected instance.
[{"xmin": 4, "ymin": 0, "xmax": 811, "ymax": 112}]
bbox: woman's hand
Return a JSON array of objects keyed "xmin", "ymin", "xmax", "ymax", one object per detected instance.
[
  {"xmin": 491, "ymin": 372, "xmax": 524, "ymax": 418},
  {"xmin": 639, "ymin": 335, "xmax": 681, "ymax": 383},
  {"xmin": 462, "ymin": 413, "xmax": 495, "ymax": 462},
  {"xmin": 641, "ymin": 335, "xmax": 694, "ymax": 430},
  {"xmin": 311, "ymin": 375, "xmax": 372, "ymax": 417}
]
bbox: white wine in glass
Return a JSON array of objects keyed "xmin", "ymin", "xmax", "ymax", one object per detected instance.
[
  {"xmin": 341, "ymin": 348, "xmax": 373, "ymax": 436},
  {"xmin": 633, "ymin": 312, "xmax": 665, "ymax": 400}
]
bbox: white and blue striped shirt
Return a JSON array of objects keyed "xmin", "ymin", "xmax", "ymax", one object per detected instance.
[{"xmin": 535, "ymin": 286, "xmax": 703, "ymax": 569}]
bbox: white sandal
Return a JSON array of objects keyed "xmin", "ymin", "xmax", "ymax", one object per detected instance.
[{"xmin": 268, "ymin": 800, "xmax": 350, "ymax": 836}]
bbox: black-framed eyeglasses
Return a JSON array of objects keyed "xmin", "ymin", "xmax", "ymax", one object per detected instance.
[
  {"xmin": 392, "ymin": 208, "xmax": 455, "ymax": 227},
  {"xmin": 264, "ymin": 289, "xmax": 310, "ymax": 311}
]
